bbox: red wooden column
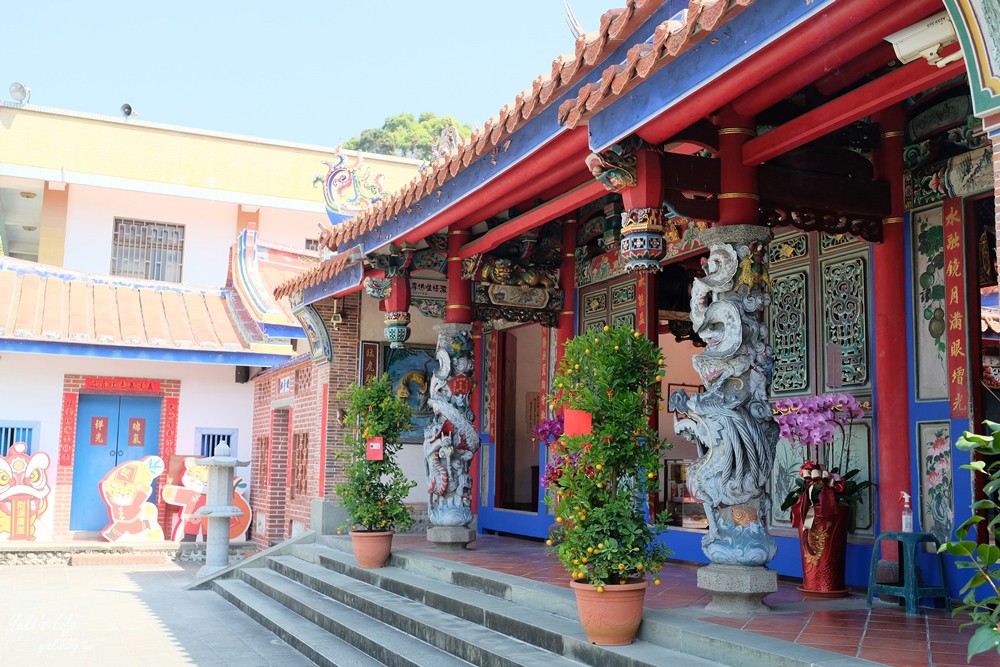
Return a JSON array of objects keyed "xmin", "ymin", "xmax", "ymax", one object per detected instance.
[
  {"xmin": 446, "ymin": 229, "xmax": 473, "ymax": 324},
  {"xmin": 873, "ymin": 104, "xmax": 910, "ymax": 558},
  {"xmin": 621, "ymin": 149, "xmax": 664, "ymax": 342},
  {"xmin": 556, "ymin": 217, "xmax": 578, "ymax": 362},
  {"xmin": 717, "ymin": 107, "xmax": 758, "ymax": 226}
]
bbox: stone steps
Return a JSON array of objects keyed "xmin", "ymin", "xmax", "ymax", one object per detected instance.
[{"xmin": 208, "ymin": 534, "xmax": 880, "ymax": 667}]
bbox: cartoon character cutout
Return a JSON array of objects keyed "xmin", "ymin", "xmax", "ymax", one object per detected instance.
[
  {"xmin": 163, "ymin": 457, "xmax": 251, "ymax": 541},
  {"xmin": 99, "ymin": 456, "xmax": 165, "ymax": 542},
  {"xmin": 0, "ymin": 442, "xmax": 51, "ymax": 541}
]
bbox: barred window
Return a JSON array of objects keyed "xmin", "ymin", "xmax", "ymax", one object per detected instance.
[
  {"xmin": 111, "ymin": 218, "xmax": 185, "ymax": 282},
  {"xmin": 0, "ymin": 421, "xmax": 38, "ymax": 455},
  {"xmin": 305, "ymin": 238, "xmax": 320, "ymax": 251},
  {"xmin": 196, "ymin": 428, "xmax": 238, "ymax": 457},
  {"xmin": 291, "ymin": 433, "xmax": 309, "ymax": 499}
]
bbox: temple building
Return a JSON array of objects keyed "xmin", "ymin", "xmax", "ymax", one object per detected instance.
[
  {"xmin": 0, "ymin": 102, "xmax": 418, "ymax": 541},
  {"xmin": 253, "ymin": 0, "xmax": 1000, "ymax": 598}
]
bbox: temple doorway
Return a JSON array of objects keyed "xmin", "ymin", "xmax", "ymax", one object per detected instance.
[{"xmin": 496, "ymin": 323, "xmax": 543, "ymax": 512}]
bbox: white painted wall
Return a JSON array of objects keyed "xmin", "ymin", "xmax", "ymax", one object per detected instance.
[
  {"xmin": 0, "ymin": 352, "xmax": 253, "ymax": 539},
  {"xmin": 359, "ymin": 294, "xmax": 440, "ymax": 347},
  {"xmin": 512, "ymin": 324, "xmax": 543, "ymax": 503},
  {"xmin": 658, "ymin": 334, "xmax": 703, "ymax": 461},
  {"xmin": 361, "ymin": 295, "xmax": 441, "ymax": 503},
  {"xmin": 63, "ymin": 185, "xmax": 237, "ymax": 288},
  {"xmin": 257, "ymin": 207, "xmax": 329, "ymax": 251}
]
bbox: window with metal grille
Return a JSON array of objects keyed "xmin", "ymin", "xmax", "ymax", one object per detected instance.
[
  {"xmin": 196, "ymin": 428, "xmax": 238, "ymax": 457},
  {"xmin": 305, "ymin": 238, "xmax": 320, "ymax": 251},
  {"xmin": 111, "ymin": 217, "xmax": 185, "ymax": 282},
  {"xmin": 291, "ymin": 433, "xmax": 309, "ymax": 499},
  {"xmin": 0, "ymin": 421, "xmax": 39, "ymax": 455}
]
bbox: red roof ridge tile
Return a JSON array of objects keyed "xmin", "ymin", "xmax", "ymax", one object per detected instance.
[
  {"xmin": 313, "ymin": 1, "xmax": 660, "ymax": 258},
  {"xmin": 561, "ymin": 0, "xmax": 754, "ymax": 131}
]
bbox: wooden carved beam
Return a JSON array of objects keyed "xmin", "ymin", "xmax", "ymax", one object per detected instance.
[
  {"xmin": 758, "ymin": 165, "xmax": 890, "ymax": 218},
  {"xmin": 459, "ymin": 180, "xmax": 606, "ymax": 259},
  {"xmin": 742, "ymin": 45, "xmax": 965, "ymax": 166}
]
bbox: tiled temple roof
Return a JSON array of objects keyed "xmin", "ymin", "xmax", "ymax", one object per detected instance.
[
  {"xmin": 0, "ymin": 257, "xmax": 248, "ymax": 352},
  {"xmin": 276, "ymin": 0, "xmax": 746, "ymax": 301},
  {"xmin": 557, "ymin": 0, "xmax": 753, "ymax": 129},
  {"xmin": 274, "ymin": 252, "xmax": 351, "ymax": 299}
]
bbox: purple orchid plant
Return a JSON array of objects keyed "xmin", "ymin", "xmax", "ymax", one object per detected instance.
[
  {"xmin": 532, "ymin": 415, "xmax": 564, "ymax": 445},
  {"xmin": 774, "ymin": 393, "xmax": 873, "ymax": 531}
]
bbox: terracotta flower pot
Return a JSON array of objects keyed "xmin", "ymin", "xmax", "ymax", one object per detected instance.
[
  {"xmin": 797, "ymin": 504, "xmax": 849, "ymax": 597},
  {"xmin": 570, "ymin": 578, "xmax": 649, "ymax": 645},
  {"xmin": 350, "ymin": 530, "xmax": 394, "ymax": 568}
]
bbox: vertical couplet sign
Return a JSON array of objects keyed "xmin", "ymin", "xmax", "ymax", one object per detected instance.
[
  {"xmin": 942, "ymin": 198, "xmax": 969, "ymax": 418},
  {"xmin": 361, "ymin": 342, "xmax": 380, "ymax": 385}
]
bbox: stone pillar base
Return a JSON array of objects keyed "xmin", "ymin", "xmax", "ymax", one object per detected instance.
[
  {"xmin": 427, "ymin": 526, "xmax": 476, "ymax": 550},
  {"xmin": 311, "ymin": 499, "xmax": 349, "ymax": 536},
  {"xmin": 697, "ymin": 564, "xmax": 777, "ymax": 614}
]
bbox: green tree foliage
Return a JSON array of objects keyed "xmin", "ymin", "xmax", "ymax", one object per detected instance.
[
  {"xmin": 344, "ymin": 112, "xmax": 473, "ymax": 161},
  {"xmin": 940, "ymin": 422, "xmax": 1000, "ymax": 661},
  {"xmin": 334, "ymin": 375, "xmax": 416, "ymax": 533},
  {"xmin": 545, "ymin": 324, "xmax": 673, "ymax": 589}
]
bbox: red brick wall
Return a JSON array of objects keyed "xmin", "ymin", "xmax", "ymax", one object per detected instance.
[
  {"xmin": 54, "ymin": 374, "xmax": 181, "ymax": 539},
  {"xmin": 249, "ymin": 292, "xmax": 361, "ymax": 545}
]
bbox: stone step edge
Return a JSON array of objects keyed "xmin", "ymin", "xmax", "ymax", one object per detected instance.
[
  {"xmin": 187, "ymin": 530, "xmax": 318, "ymax": 590},
  {"xmin": 283, "ymin": 547, "xmax": 682, "ymax": 667},
  {"xmin": 314, "ymin": 537, "xmax": 882, "ymax": 667},
  {"xmin": 240, "ymin": 566, "xmax": 480, "ymax": 667},
  {"xmin": 260, "ymin": 559, "xmax": 586, "ymax": 667},
  {"xmin": 213, "ymin": 577, "xmax": 384, "ymax": 667}
]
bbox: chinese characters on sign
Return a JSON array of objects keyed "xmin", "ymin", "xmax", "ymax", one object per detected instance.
[
  {"xmin": 84, "ymin": 377, "xmax": 161, "ymax": 393},
  {"xmin": 128, "ymin": 418, "xmax": 146, "ymax": 447},
  {"xmin": 942, "ymin": 198, "xmax": 969, "ymax": 418},
  {"xmin": 278, "ymin": 377, "xmax": 292, "ymax": 394},
  {"xmin": 91, "ymin": 416, "xmax": 108, "ymax": 446},
  {"xmin": 361, "ymin": 342, "xmax": 380, "ymax": 385}
]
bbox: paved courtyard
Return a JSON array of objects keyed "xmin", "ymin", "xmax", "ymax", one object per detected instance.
[{"xmin": 0, "ymin": 561, "xmax": 312, "ymax": 667}]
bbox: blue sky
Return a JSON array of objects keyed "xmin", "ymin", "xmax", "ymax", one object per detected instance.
[{"xmin": 2, "ymin": 1, "xmax": 616, "ymax": 146}]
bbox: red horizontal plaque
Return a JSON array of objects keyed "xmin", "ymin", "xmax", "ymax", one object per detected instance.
[{"xmin": 84, "ymin": 377, "xmax": 162, "ymax": 393}]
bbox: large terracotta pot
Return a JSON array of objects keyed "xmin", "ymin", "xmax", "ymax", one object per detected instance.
[
  {"xmin": 570, "ymin": 578, "xmax": 649, "ymax": 645},
  {"xmin": 350, "ymin": 530, "xmax": 394, "ymax": 568},
  {"xmin": 797, "ymin": 505, "xmax": 849, "ymax": 597}
]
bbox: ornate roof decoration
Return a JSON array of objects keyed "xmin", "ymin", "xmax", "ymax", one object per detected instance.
[
  {"xmin": 274, "ymin": 252, "xmax": 353, "ymax": 299},
  {"xmin": 558, "ymin": 0, "xmax": 755, "ymax": 129},
  {"xmin": 312, "ymin": 0, "xmax": 662, "ymax": 255},
  {"xmin": 318, "ymin": 147, "xmax": 389, "ymax": 225},
  {"xmin": 276, "ymin": 0, "xmax": 744, "ymax": 302}
]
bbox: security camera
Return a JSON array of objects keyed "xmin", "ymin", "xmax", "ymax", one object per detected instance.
[{"xmin": 884, "ymin": 11, "xmax": 960, "ymax": 67}]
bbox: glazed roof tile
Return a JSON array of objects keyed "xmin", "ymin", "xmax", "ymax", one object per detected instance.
[
  {"xmin": 558, "ymin": 0, "xmax": 754, "ymax": 129},
  {"xmin": 277, "ymin": 0, "xmax": 746, "ymax": 301},
  {"xmin": 274, "ymin": 252, "xmax": 352, "ymax": 300},
  {"xmin": 276, "ymin": 0, "xmax": 660, "ymax": 300},
  {"xmin": 0, "ymin": 257, "xmax": 249, "ymax": 352}
]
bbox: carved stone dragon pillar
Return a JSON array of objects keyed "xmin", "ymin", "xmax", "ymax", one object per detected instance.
[
  {"xmin": 424, "ymin": 323, "xmax": 480, "ymax": 548},
  {"xmin": 669, "ymin": 224, "xmax": 778, "ymax": 607}
]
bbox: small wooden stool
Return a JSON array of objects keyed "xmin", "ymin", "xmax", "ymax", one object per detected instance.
[{"xmin": 866, "ymin": 531, "xmax": 952, "ymax": 616}]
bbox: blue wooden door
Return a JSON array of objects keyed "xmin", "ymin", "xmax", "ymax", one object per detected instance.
[{"xmin": 70, "ymin": 395, "xmax": 161, "ymax": 531}]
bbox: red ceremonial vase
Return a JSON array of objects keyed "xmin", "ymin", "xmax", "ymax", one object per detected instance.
[{"xmin": 797, "ymin": 504, "xmax": 850, "ymax": 597}]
